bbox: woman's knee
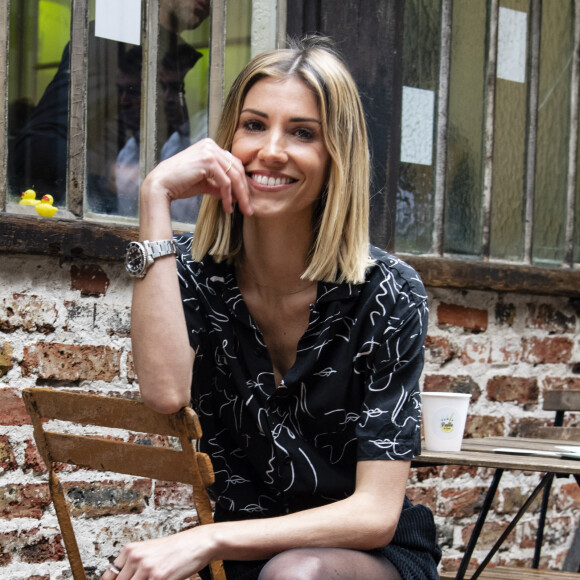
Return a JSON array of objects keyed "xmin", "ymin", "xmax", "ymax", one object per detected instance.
[{"xmin": 258, "ymin": 548, "xmax": 336, "ymax": 580}]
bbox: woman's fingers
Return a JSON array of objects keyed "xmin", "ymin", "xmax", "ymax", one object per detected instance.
[
  {"xmin": 153, "ymin": 139, "xmax": 252, "ymax": 216},
  {"xmin": 219, "ymin": 151, "xmax": 253, "ymax": 216}
]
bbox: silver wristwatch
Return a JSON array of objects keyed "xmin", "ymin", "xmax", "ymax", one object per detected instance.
[{"xmin": 125, "ymin": 239, "xmax": 177, "ymax": 278}]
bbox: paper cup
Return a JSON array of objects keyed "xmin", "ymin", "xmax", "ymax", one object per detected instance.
[{"xmin": 421, "ymin": 392, "xmax": 472, "ymax": 452}]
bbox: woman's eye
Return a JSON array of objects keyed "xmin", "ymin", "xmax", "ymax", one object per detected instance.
[
  {"xmin": 243, "ymin": 120, "xmax": 264, "ymax": 132},
  {"xmin": 294, "ymin": 127, "xmax": 315, "ymax": 140}
]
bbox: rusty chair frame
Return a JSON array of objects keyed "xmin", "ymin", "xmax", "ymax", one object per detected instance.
[{"xmin": 23, "ymin": 387, "xmax": 226, "ymax": 580}]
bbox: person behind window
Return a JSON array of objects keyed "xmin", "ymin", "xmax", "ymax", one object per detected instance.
[
  {"xmin": 11, "ymin": 0, "xmax": 209, "ymax": 220},
  {"xmin": 104, "ymin": 36, "xmax": 441, "ymax": 580}
]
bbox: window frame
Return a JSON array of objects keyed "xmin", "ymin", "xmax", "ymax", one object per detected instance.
[{"xmin": 2, "ymin": 0, "xmax": 580, "ymax": 299}]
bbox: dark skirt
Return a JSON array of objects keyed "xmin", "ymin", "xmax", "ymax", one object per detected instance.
[{"xmin": 199, "ymin": 497, "xmax": 441, "ymax": 580}]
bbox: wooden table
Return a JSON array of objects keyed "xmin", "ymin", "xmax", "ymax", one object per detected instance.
[{"xmin": 412, "ymin": 437, "xmax": 580, "ymax": 580}]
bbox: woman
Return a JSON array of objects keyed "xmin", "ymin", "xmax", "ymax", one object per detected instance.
[{"xmin": 105, "ymin": 37, "xmax": 441, "ymax": 580}]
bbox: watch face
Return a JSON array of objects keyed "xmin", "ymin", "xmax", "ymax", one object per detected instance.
[{"xmin": 125, "ymin": 242, "xmax": 146, "ymax": 277}]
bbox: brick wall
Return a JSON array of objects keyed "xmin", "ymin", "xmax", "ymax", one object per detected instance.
[{"xmin": 1, "ymin": 253, "xmax": 579, "ymax": 578}]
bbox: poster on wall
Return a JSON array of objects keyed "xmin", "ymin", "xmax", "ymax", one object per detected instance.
[{"xmin": 95, "ymin": 0, "xmax": 142, "ymax": 46}]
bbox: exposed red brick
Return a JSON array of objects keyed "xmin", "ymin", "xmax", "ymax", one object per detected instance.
[
  {"xmin": 423, "ymin": 375, "xmax": 481, "ymax": 401},
  {"xmin": 20, "ymin": 532, "xmax": 66, "ymax": 564},
  {"xmin": 543, "ymin": 376, "xmax": 580, "ymax": 391},
  {"xmin": 465, "ymin": 414, "xmax": 505, "ymax": 438},
  {"xmin": 461, "ymin": 521, "xmax": 515, "ymax": 551},
  {"xmin": 514, "ymin": 418, "xmax": 551, "ymax": 438},
  {"xmin": 555, "ymin": 482, "xmax": 580, "ymax": 511},
  {"xmin": 0, "ymin": 484, "xmax": 51, "ymax": 519},
  {"xmin": 501, "ymin": 486, "xmax": 542, "ymax": 515},
  {"xmin": 489, "ymin": 338, "xmax": 522, "ymax": 364},
  {"xmin": 62, "ymin": 479, "xmax": 152, "ymax": 518},
  {"xmin": 460, "ymin": 337, "xmax": 490, "ymax": 365},
  {"xmin": 0, "ymin": 436, "xmax": 17, "ymax": 471},
  {"xmin": 424, "ymin": 335, "xmax": 454, "ymax": 364},
  {"xmin": 440, "ymin": 464, "xmax": 483, "ymax": 479},
  {"xmin": 487, "ymin": 376, "xmax": 539, "ymax": 404},
  {"xmin": 438, "ymin": 303, "xmax": 488, "ymax": 332},
  {"xmin": 0, "ymin": 389, "xmax": 30, "ymax": 426},
  {"xmin": 439, "ymin": 487, "xmax": 488, "ymax": 518},
  {"xmin": 522, "ymin": 337, "xmax": 573, "ymax": 364},
  {"xmin": 22, "ymin": 343, "xmax": 121, "ymax": 382},
  {"xmin": 154, "ymin": 481, "xmax": 193, "ymax": 509},
  {"xmin": 0, "ymin": 293, "xmax": 57, "ymax": 334},
  {"xmin": 526, "ymin": 303, "xmax": 575, "ymax": 334},
  {"xmin": 70, "ymin": 264, "xmax": 110, "ymax": 296},
  {"xmin": 0, "ymin": 341, "xmax": 13, "ymax": 378},
  {"xmin": 495, "ymin": 301, "xmax": 516, "ymax": 326},
  {"xmin": 0, "ymin": 531, "xmax": 16, "ymax": 566},
  {"xmin": 127, "ymin": 350, "xmax": 137, "ymax": 381},
  {"xmin": 406, "ymin": 486, "xmax": 437, "ymax": 513},
  {"xmin": 23, "ymin": 439, "xmax": 48, "ymax": 473}
]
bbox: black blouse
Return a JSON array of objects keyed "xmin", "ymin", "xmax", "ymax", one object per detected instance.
[{"xmin": 175, "ymin": 234, "xmax": 428, "ymax": 519}]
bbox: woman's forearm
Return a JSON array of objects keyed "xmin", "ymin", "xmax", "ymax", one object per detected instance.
[
  {"xmin": 206, "ymin": 460, "xmax": 409, "ymax": 563},
  {"xmin": 130, "ymin": 178, "xmax": 193, "ymax": 413}
]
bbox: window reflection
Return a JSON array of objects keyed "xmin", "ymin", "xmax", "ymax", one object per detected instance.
[
  {"xmin": 8, "ymin": 0, "xmax": 72, "ymax": 208},
  {"xmin": 86, "ymin": 0, "xmax": 211, "ymax": 221}
]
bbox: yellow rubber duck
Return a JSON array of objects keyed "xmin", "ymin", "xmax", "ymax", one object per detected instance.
[
  {"xmin": 19, "ymin": 189, "xmax": 41, "ymax": 206},
  {"xmin": 35, "ymin": 194, "xmax": 58, "ymax": 217}
]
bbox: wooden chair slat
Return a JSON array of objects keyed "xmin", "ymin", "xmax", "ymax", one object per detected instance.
[
  {"xmin": 22, "ymin": 387, "xmax": 225, "ymax": 580},
  {"xmin": 44, "ymin": 431, "xmax": 195, "ymax": 483},
  {"xmin": 543, "ymin": 390, "xmax": 580, "ymax": 412},
  {"xmin": 22, "ymin": 387, "xmax": 202, "ymax": 438}
]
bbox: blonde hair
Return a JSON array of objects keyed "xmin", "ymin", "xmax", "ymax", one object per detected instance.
[{"xmin": 192, "ymin": 37, "xmax": 371, "ymax": 284}]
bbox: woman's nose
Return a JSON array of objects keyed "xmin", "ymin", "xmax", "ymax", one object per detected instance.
[{"xmin": 258, "ymin": 130, "xmax": 288, "ymax": 163}]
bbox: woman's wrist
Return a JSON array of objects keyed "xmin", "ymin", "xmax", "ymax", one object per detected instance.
[{"xmin": 138, "ymin": 177, "xmax": 174, "ymax": 240}]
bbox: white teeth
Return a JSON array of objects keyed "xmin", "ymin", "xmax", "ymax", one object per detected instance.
[{"xmin": 252, "ymin": 174, "xmax": 293, "ymax": 186}]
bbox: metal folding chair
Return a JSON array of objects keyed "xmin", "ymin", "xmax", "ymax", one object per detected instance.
[{"xmin": 23, "ymin": 387, "xmax": 226, "ymax": 580}]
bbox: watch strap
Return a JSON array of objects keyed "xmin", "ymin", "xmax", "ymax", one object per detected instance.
[{"xmin": 146, "ymin": 239, "xmax": 177, "ymax": 260}]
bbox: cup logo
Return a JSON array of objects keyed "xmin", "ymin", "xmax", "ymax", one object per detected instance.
[{"xmin": 434, "ymin": 407, "xmax": 458, "ymax": 439}]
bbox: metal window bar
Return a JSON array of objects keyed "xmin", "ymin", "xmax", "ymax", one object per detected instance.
[
  {"xmin": 523, "ymin": 0, "xmax": 541, "ymax": 265},
  {"xmin": 481, "ymin": 0, "xmax": 499, "ymax": 260},
  {"xmin": 565, "ymin": 0, "xmax": 580, "ymax": 266},
  {"xmin": 432, "ymin": 0, "xmax": 453, "ymax": 256},
  {"xmin": 67, "ymin": 0, "xmax": 89, "ymax": 217},
  {"xmin": 0, "ymin": 0, "xmax": 9, "ymax": 213},
  {"xmin": 209, "ymin": 0, "xmax": 227, "ymax": 139},
  {"xmin": 141, "ymin": 0, "xmax": 161, "ymax": 182}
]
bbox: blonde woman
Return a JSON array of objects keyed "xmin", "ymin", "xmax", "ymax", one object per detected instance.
[{"xmin": 108, "ymin": 37, "xmax": 441, "ymax": 580}]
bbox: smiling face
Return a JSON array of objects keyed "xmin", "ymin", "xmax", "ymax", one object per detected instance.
[{"xmin": 231, "ymin": 76, "xmax": 330, "ymax": 221}]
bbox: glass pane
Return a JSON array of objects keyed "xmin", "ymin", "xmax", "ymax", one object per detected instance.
[
  {"xmin": 489, "ymin": 0, "xmax": 529, "ymax": 261},
  {"xmin": 443, "ymin": 0, "xmax": 486, "ymax": 256},
  {"xmin": 532, "ymin": 0, "xmax": 573, "ymax": 265},
  {"xmin": 7, "ymin": 0, "xmax": 71, "ymax": 212},
  {"xmin": 85, "ymin": 15, "xmax": 142, "ymax": 217},
  {"xmin": 154, "ymin": 1, "xmax": 212, "ymax": 224},
  {"xmin": 396, "ymin": 0, "xmax": 440, "ymax": 254}
]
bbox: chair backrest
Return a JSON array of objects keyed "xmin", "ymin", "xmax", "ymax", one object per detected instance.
[
  {"xmin": 22, "ymin": 387, "xmax": 226, "ymax": 580},
  {"xmin": 538, "ymin": 390, "xmax": 580, "ymax": 441}
]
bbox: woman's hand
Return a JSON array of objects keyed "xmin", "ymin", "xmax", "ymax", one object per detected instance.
[
  {"xmin": 100, "ymin": 526, "xmax": 213, "ymax": 580},
  {"xmin": 142, "ymin": 138, "xmax": 253, "ymax": 216}
]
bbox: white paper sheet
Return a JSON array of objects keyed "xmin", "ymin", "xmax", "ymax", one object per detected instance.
[
  {"xmin": 401, "ymin": 86, "xmax": 434, "ymax": 166},
  {"xmin": 95, "ymin": 0, "xmax": 142, "ymax": 46},
  {"xmin": 497, "ymin": 7, "xmax": 527, "ymax": 83}
]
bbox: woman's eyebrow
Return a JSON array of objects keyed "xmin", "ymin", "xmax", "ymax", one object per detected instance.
[{"xmin": 240, "ymin": 108, "xmax": 321, "ymax": 124}]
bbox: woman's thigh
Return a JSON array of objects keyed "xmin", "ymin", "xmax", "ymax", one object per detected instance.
[{"xmin": 257, "ymin": 547, "xmax": 403, "ymax": 580}]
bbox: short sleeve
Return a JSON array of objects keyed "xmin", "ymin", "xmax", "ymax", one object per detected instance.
[
  {"xmin": 174, "ymin": 233, "xmax": 207, "ymax": 355},
  {"xmin": 356, "ymin": 278, "xmax": 428, "ymax": 462}
]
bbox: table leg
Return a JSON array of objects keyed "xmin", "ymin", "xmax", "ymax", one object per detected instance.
[
  {"xmin": 455, "ymin": 468, "xmax": 504, "ymax": 580},
  {"xmin": 469, "ymin": 472, "xmax": 554, "ymax": 580}
]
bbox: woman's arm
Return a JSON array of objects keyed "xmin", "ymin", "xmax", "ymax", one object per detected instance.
[
  {"xmin": 130, "ymin": 139, "xmax": 251, "ymax": 413},
  {"xmin": 102, "ymin": 459, "xmax": 410, "ymax": 579}
]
